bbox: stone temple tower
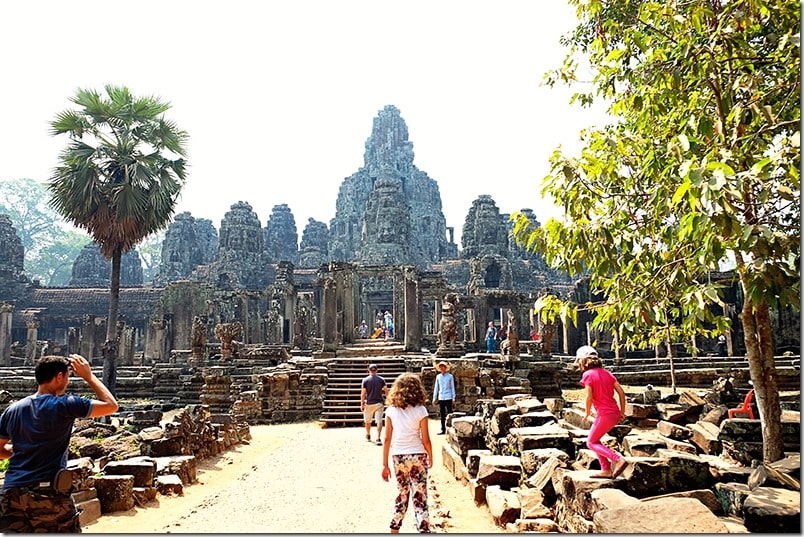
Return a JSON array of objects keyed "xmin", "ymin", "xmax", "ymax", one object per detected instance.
[{"xmin": 328, "ymin": 105, "xmax": 454, "ymax": 267}]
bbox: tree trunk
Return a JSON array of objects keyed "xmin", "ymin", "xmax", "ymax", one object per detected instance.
[
  {"xmin": 102, "ymin": 248, "xmax": 121, "ymax": 397},
  {"xmin": 739, "ymin": 276, "xmax": 784, "ymax": 463},
  {"xmin": 666, "ymin": 325, "xmax": 677, "ymax": 394}
]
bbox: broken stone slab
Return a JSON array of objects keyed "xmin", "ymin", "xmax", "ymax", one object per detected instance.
[
  {"xmin": 590, "ymin": 487, "xmax": 639, "ymax": 512},
  {"xmin": 102, "ymin": 459, "xmax": 157, "ymax": 487},
  {"xmin": 718, "ymin": 515, "xmax": 749, "ymax": 533},
  {"xmin": 622, "ymin": 434, "xmax": 667, "ymax": 457},
  {"xmin": 661, "ymin": 435, "xmax": 698, "ymax": 455},
  {"xmin": 93, "ymin": 474, "xmax": 135, "ymax": 513},
  {"xmin": 446, "ymin": 431, "xmax": 486, "ymax": 457},
  {"xmin": 657, "ymin": 419, "xmax": 693, "ymax": 440},
  {"xmin": 742, "ymin": 486, "xmax": 801, "ymax": 533},
  {"xmin": 642, "ymin": 488, "xmax": 723, "ymax": 515},
  {"xmin": 519, "ymin": 447, "xmax": 569, "ymax": 476},
  {"xmin": 441, "ymin": 442, "xmax": 461, "ymax": 477},
  {"xmin": 476, "ymin": 455, "xmax": 522, "ymax": 489},
  {"xmin": 502, "ymin": 393, "xmax": 532, "ymax": 408},
  {"xmin": 517, "ymin": 488, "xmax": 552, "ymax": 518},
  {"xmin": 714, "ymin": 482, "xmax": 751, "ymax": 517},
  {"xmin": 132, "ymin": 486, "xmax": 158, "ymax": 507},
  {"xmin": 655, "ymin": 449, "xmax": 715, "ymax": 489},
  {"xmin": 485, "ymin": 485, "xmax": 521, "ymax": 526},
  {"xmin": 512, "ymin": 410, "xmax": 557, "ymax": 429},
  {"xmin": 570, "ymin": 448, "xmax": 600, "ymax": 472},
  {"xmin": 542, "ymin": 397, "xmax": 564, "ymax": 417},
  {"xmin": 522, "ymin": 456, "xmax": 564, "ymax": 503},
  {"xmin": 719, "ymin": 418, "xmax": 800, "ymax": 446},
  {"xmin": 489, "ymin": 406, "xmax": 515, "ymax": 436},
  {"xmin": 562, "ymin": 406, "xmax": 591, "ymax": 429},
  {"xmin": 624, "ymin": 402, "xmax": 658, "ymax": 420},
  {"xmin": 75, "ymin": 496, "xmax": 101, "ymax": 527},
  {"xmin": 508, "ymin": 423, "xmax": 573, "ymax": 454},
  {"xmin": 468, "ymin": 477, "xmax": 486, "ymax": 505},
  {"xmin": 593, "ymin": 496, "xmax": 729, "ymax": 533},
  {"xmin": 155, "ymin": 474, "xmax": 184, "ymax": 496},
  {"xmin": 513, "ymin": 397, "xmax": 546, "ymax": 414},
  {"xmin": 506, "ymin": 518, "xmax": 558, "ymax": 533},
  {"xmin": 655, "ymin": 403, "xmax": 691, "ymax": 423},
  {"xmin": 700, "ymin": 454, "xmax": 752, "ymax": 483},
  {"xmin": 465, "ymin": 448, "xmax": 493, "ymax": 477},
  {"xmin": 553, "ymin": 469, "xmax": 627, "ymax": 520},
  {"xmin": 451, "ymin": 415, "xmax": 484, "ymax": 438},
  {"xmin": 688, "ymin": 420, "xmax": 722, "ymax": 455}
]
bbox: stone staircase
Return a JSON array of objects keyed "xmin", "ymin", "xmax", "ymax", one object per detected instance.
[{"xmin": 319, "ymin": 340, "xmax": 408, "ymax": 427}]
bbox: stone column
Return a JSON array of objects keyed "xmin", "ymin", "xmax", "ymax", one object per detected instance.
[
  {"xmin": 340, "ymin": 267, "xmax": 356, "ymax": 345},
  {"xmin": 24, "ymin": 320, "xmax": 39, "ymax": 366},
  {"xmin": 80, "ymin": 315, "xmax": 95, "ymax": 359},
  {"xmin": 322, "ymin": 277, "xmax": 338, "ymax": 352},
  {"xmin": 151, "ymin": 318, "xmax": 167, "ymax": 363},
  {"xmin": 403, "ymin": 268, "xmax": 421, "ymax": 352},
  {"xmin": 507, "ymin": 308, "xmax": 520, "ymax": 357},
  {"xmin": 0, "ymin": 304, "xmax": 12, "ymax": 366}
]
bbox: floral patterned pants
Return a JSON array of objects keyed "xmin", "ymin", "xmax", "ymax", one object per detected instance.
[{"xmin": 389, "ymin": 453, "xmax": 430, "ymax": 533}]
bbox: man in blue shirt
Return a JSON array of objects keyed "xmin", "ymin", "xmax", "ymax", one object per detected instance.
[
  {"xmin": 0, "ymin": 354, "xmax": 118, "ymax": 533},
  {"xmin": 432, "ymin": 361, "xmax": 456, "ymax": 435},
  {"xmin": 360, "ymin": 364, "xmax": 388, "ymax": 445}
]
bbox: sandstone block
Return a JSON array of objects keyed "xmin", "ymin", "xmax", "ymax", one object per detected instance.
[
  {"xmin": 508, "ymin": 518, "xmax": 558, "ymax": 532},
  {"xmin": 624, "ymin": 403, "xmax": 657, "ymax": 419},
  {"xmin": 465, "ymin": 449, "xmax": 493, "ymax": 477},
  {"xmin": 155, "ymin": 474, "xmax": 184, "ymax": 496},
  {"xmin": 514, "ymin": 397, "xmax": 546, "ymax": 414},
  {"xmin": 590, "ymin": 487, "xmax": 639, "ymax": 512},
  {"xmin": 622, "ymin": 434, "xmax": 667, "ymax": 457},
  {"xmin": 103, "ymin": 459, "xmax": 156, "ymax": 487},
  {"xmin": 517, "ymin": 488, "xmax": 552, "ymax": 518},
  {"xmin": 689, "ymin": 421, "xmax": 722, "ymax": 455},
  {"xmin": 713, "ymin": 482, "xmax": 751, "ymax": 517},
  {"xmin": 75, "ymin": 497, "xmax": 101, "ymax": 527},
  {"xmin": 132, "ymin": 486, "xmax": 158, "ymax": 506},
  {"xmin": 451, "ymin": 416, "xmax": 484, "ymax": 438},
  {"xmin": 512, "ymin": 410, "xmax": 557, "ymax": 429},
  {"xmin": 593, "ymin": 496, "xmax": 728, "ymax": 533},
  {"xmin": 468, "ymin": 478, "xmax": 486, "ymax": 505},
  {"xmin": 657, "ymin": 419, "xmax": 692, "ymax": 440},
  {"xmin": 642, "ymin": 488, "xmax": 722, "ymax": 515},
  {"xmin": 555, "ymin": 469, "xmax": 627, "ymax": 520},
  {"xmin": 519, "ymin": 447, "xmax": 569, "ymax": 476},
  {"xmin": 661, "ymin": 435, "xmax": 698, "ymax": 455},
  {"xmin": 477, "ymin": 455, "xmax": 522, "ymax": 489},
  {"xmin": 742, "ymin": 486, "xmax": 801, "ymax": 533},
  {"xmin": 485, "ymin": 485, "xmax": 521, "ymax": 526},
  {"xmin": 93, "ymin": 475, "xmax": 135, "ymax": 513}
]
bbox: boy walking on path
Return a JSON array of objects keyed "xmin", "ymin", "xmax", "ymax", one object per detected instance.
[
  {"xmin": 361, "ymin": 364, "xmax": 388, "ymax": 445},
  {"xmin": 431, "ymin": 362, "xmax": 455, "ymax": 435}
]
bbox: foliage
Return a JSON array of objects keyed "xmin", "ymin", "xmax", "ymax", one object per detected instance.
[
  {"xmin": 27, "ymin": 230, "xmax": 88, "ymax": 286},
  {"xmin": 513, "ymin": 0, "xmax": 799, "ymax": 462},
  {"xmin": 0, "ymin": 458, "xmax": 8, "ymax": 473},
  {"xmin": 48, "ymin": 85, "xmax": 188, "ymax": 393},
  {"xmin": 137, "ymin": 230, "xmax": 166, "ymax": 282}
]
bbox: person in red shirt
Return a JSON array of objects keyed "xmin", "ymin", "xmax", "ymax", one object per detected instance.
[{"xmin": 575, "ymin": 345, "xmax": 628, "ymax": 478}]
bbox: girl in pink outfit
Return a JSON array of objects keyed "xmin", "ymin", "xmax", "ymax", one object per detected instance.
[{"xmin": 575, "ymin": 345, "xmax": 628, "ymax": 478}]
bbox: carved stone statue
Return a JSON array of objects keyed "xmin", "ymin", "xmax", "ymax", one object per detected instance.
[
  {"xmin": 191, "ymin": 315, "xmax": 208, "ymax": 363},
  {"xmin": 437, "ymin": 294, "xmax": 458, "ymax": 350},
  {"xmin": 214, "ymin": 321, "xmax": 242, "ymax": 361}
]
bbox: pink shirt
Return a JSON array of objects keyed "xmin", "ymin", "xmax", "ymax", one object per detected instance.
[{"xmin": 579, "ymin": 367, "xmax": 621, "ymax": 416}]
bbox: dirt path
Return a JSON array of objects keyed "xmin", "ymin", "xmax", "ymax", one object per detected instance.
[{"xmin": 84, "ymin": 419, "xmax": 500, "ymax": 533}]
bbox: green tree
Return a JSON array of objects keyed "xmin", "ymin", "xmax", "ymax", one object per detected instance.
[
  {"xmin": 48, "ymin": 85, "xmax": 188, "ymax": 395},
  {"xmin": 26, "ymin": 229, "xmax": 87, "ymax": 286},
  {"xmin": 0, "ymin": 178, "xmax": 63, "ymax": 257},
  {"xmin": 137, "ymin": 230, "xmax": 166, "ymax": 283},
  {"xmin": 514, "ymin": 0, "xmax": 799, "ymax": 463}
]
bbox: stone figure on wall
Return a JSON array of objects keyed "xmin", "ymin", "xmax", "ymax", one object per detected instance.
[
  {"xmin": 437, "ymin": 293, "xmax": 459, "ymax": 350},
  {"xmin": 214, "ymin": 321, "xmax": 242, "ymax": 361},
  {"xmin": 265, "ymin": 300, "xmax": 282, "ymax": 345},
  {"xmin": 191, "ymin": 315, "xmax": 208, "ymax": 364}
]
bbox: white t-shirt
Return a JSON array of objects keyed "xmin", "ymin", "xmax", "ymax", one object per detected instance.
[{"xmin": 385, "ymin": 405, "xmax": 428, "ymax": 455}]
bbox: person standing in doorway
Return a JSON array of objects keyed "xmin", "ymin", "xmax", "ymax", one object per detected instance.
[
  {"xmin": 381, "ymin": 373, "xmax": 432, "ymax": 533},
  {"xmin": 361, "ymin": 364, "xmax": 388, "ymax": 445},
  {"xmin": 575, "ymin": 345, "xmax": 628, "ymax": 479},
  {"xmin": 485, "ymin": 321, "xmax": 497, "ymax": 353},
  {"xmin": 384, "ymin": 311, "xmax": 394, "ymax": 339},
  {"xmin": 432, "ymin": 362, "xmax": 455, "ymax": 435},
  {"xmin": 0, "ymin": 354, "xmax": 119, "ymax": 533}
]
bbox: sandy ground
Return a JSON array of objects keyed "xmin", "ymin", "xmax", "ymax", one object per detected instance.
[{"xmin": 83, "ymin": 419, "xmax": 500, "ymax": 534}]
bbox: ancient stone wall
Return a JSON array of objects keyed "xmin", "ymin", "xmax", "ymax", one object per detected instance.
[
  {"xmin": 155, "ymin": 212, "xmax": 217, "ymax": 285},
  {"xmin": 264, "ymin": 203, "xmax": 299, "ymax": 265},
  {"xmin": 298, "ymin": 218, "xmax": 329, "ymax": 268},
  {"xmin": 70, "ymin": 243, "xmax": 143, "ymax": 288}
]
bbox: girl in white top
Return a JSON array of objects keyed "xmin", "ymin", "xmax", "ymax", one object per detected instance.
[{"xmin": 381, "ymin": 373, "xmax": 433, "ymax": 533}]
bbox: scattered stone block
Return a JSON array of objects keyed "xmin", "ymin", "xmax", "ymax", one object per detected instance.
[
  {"xmin": 132, "ymin": 486, "xmax": 158, "ymax": 506},
  {"xmin": 476, "ymin": 455, "xmax": 522, "ymax": 489},
  {"xmin": 642, "ymin": 488, "xmax": 723, "ymax": 515},
  {"xmin": 517, "ymin": 488, "xmax": 552, "ymax": 519},
  {"xmin": 689, "ymin": 421, "xmax": 722, "ymax": 455},
  {"xmin": 489, "ymin": 406, "xmax": 515, "ymax": 436},
  {"xmin": 657, "ymin": 419, "xmax": 692, "ymax": 440},
  {"xmin": 523, "ymin": 455, "xmax": 563, "ymax": 503},
  {"xmin": 441, "ymin": 442, "xmax": 461, "ymax": 476},
  {"xmin": 590, "ymin": 487, "xmax": 639, "ymax": 512},
  {"xmin": 508, "ymin": 423, "xmax": 573, "ymax": 454},
  {"xmin": 519, "ymin": 447, "xmax": 569, "ymax": 476},
  {"xmin": 624, "ymin": 403, "xmax": 657, "ymax": 420},
  {"xmin": 485, "ymin": 485, "xmax": 521, "ymax": 526},
  {"xmin": 714, "ymin": 482, "xmax": 751, "ymax": 517},
  {"xmin": 742, "ymin": 486, "xmax": 801, "ymax": 533},
  {"xmin": 465, "ymin": 449, "xmax": 492, "ymax": 477},
  {"xmin": 661, "ymin": 435, "xmax": 698, "ymax": 455},
  {"xmin": 508, "ymin": 518, "xmax": 558, "ymax": 532},
  {"xmin": 622, "ymin": 435, "xmax": 667, "ymax": 457},
  {"xmin": 514, "ymin": 397, "xmax": 546, "ymax": 414},
  {"xmin": 542, "ymin": 397, "xmax": 564, "ymax": 417},
  {"xmin": 555, "ymin": 469, "xmax": 627, "ymax": 520},
  {"xmin": 75, "ymin": 497, "xmax": 101, "ymax": 527},
  {"xmin": 512, "ymin": 410, "xmax": 557, "ymax": 429},
  {"xmin": 451, "ymin": 416, "xmax": 484, "ymax": 438},
  {"xmin": 155, "ymin": 474, "xmax": 184, "ymax": 496},
  {"xmin": 93, "ymin": 475, "xmax": 135, "ymax": 513},
  {"xmin": 655, "ymin": 403, "xmax": 690, "ymax": 423},
  {"xmin": 102, "ymin": 459, "xmax": 156, "ymax": 487},
  {"xmin": 468, "ymin": 478, "xmax": 486, "ymax": 505},
  {"xmin": 593, "ymin": 496, "xmax": 729, "ymax": 533}
]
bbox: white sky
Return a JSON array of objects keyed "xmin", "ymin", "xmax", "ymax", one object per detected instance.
[{"xmin": 1, "ymin": 0, "xmax": 608, "ymax": 244}]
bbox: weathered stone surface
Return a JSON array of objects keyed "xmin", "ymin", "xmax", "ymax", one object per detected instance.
[
  {"xmin": 75, "ymin": 497, "xmax": 101, "ymax": 527},
  {"xmin": 622, "ymin": 434, "xmax": 667, "ymax": 457},
  {"xmin": 298, "ymin": 218, "xmax": 329, "ymax": 268},
  {"xmin": 476, "ymin": 455, "xmax": 522, "ymax": 489},
  {"xmin": 507, "ymin": 518, "xmax": 558, "ymax": 532},
  {"xmin": 155, "ymin": 212, "xmax": 217, "ymax": 285},
  {"xmin": 742, "ymin": 486, "xmax": 801, "ymax": 533},
  {"xmin": 452, "ymin": 416, "xmax": 484, "ymax": 438},
  {"xmin": 642, "ymin": 488, "xmax": 723, "ymax": 515},
  {"xmin": 508, "ymin": 423, "xmax": 573, "ymax": 454},
  {"xmin": 714, "ymin": 482, "xmax": 751, "ymax": 517},
  {"xmin": 657, "ymin": 419, "xmax": 692, "ymax": 440},
  {"xmin": 93, "ymin": 475, "xmax": 135, "ymax": 513},
  {"xmin": 689, "ymin": 420, "xmax": 722, "ymax": 455},
  {"xmin": 555, "ymin": 469, "xmax": 627, "ymax": 520},
  {"xmin": 264, "ymin": 203, "xmax": 299, "ymax": 264},
  {"xmin": 465, "ymin": 449, "xmax": 493, "ymax": 477},
  {"xmin": 102, "ymin": 459, "xmax": 157, "ymax": 487},
  {"xmin": 523, "ymin": 455, "xmax": 563, "ymax": 502},
  {"xmin": 155, "ymin": 474, "xmax": 184, "ymax": 495},
  {"xmin": 468, "ymin": 478, "xmax": 486, "ymax": 506},
  {"xmin": 513, "ymin": 397, "xmax": 546, "ymax": 413},
  {"xmin": 489, "ymin": 406, "xmax": 515, "ymax": 436},
  {"xmin": 132, "ymin": 486, "xmax": 158, "ymax": 506},
  {"xmin": 624, "ymin": 403, "xmax": 658, "ymax": 419},
  {"xmin": 485, "ymin": 485, "xmax": 521, "ymax": 526},
  {"xmin": 519, "ymin": 447, "xmax": 569, "ymax": 476},
  {"xmin": 512, "ymin": 410, "xmax": 557, "ymax": 429},
  {"xmin": 71, "ymin": 242, "xmax": 143, "ymax": 288},
  {"xmin": 590, "ymin": 487, "xmax": 639, "ymax": 512},
  {"xmin": 517, "ymin": 488, "xmax": 552, "ymax": 519},
  {"xmin": 661, "ymin": 435, "xmax": 698, "ymax": 455},
  {"xmin": 593, "ymin": 496, "xmax": 729, "ymax": 533}
]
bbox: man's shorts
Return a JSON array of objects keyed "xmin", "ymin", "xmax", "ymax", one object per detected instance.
[{"xmin": 363, "ymin": 402, "xmax": 384, "ymax": 424}]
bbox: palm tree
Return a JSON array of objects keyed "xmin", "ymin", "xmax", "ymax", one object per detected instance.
[{"xmin": 48, "ymin": 85, "xmax": 188, "ymax": 395}]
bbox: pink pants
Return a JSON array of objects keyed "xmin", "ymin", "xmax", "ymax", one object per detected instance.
[{"xmin": 586, "ymin": 411, "xmax": 621, "ymax": 472}]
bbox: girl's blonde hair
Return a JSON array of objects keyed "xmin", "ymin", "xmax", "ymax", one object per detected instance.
[{"xmin": 387, "ymin": 373, "xmax": 427, "ymax": 409}]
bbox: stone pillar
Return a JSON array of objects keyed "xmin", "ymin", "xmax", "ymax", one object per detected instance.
[
  {"xmin": 403, "ymin": 269, "xmax": 421, "ymax": 352},
  {"xmin": 322, "ymin": 277, "xmax": 338, "ymax": 352},
  {"xmin": 119, "ymin": 325, "xmax": 135, "ymax": 366},
  {"xmin": 24, "ymin": 320, "xmax": 39, "ymax": 366},
  {"xmin": 507, "ymin": 308, "xmax": 520, "ymax": 357},
  {"xmin": 150, "ymin": 318, "xmax": 167, "ymax": 363},
  {"xmin": 0, "ymin": 304, "xmax": 12, "ymax": 366},
  {"xmin": 340, "ymin": 267, "xmax": 356, "ymax": 345},
  {"xmin": 80, "ymin": 315, "xmax": 95, "ymax": 359}
]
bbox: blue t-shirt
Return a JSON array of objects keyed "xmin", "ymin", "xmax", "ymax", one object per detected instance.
[
  {"xmin": 0, "ymin": 393, "xmax": 92, "ymax": 489},
  {"xmin": 362, "ymin": 374, "xmax": 386, "ymax": 405}
]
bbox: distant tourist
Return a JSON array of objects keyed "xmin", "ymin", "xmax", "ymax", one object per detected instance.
[
  {"xmin": 485, "ymin": 322, "xmax": 497, "ymax": 353},
  {"xmin": 0, "ymin": 354, "xmax": 118, "ymax": 533},
  {"xmin": 361, "ymin": 364, "xmax": 388, "ymax": 445},
  {"xmin": 357, "ymin": 320, "xmax": 369, "ymax": 339},
  {"xmin": 717, "ymin": 334, "xmax": 727, "ymax": 357},
  {"xmin": 384, "ymin": 311, "xmax": 394, "ymax": 339},
  {"xmin": 381, "ymin": 373, "xmax": 432, "ymax": 533},
  {"xmin": 431, "ymin": 362, "xmax": 455, "ymax": 435},
  {"xmin": 574, "ymin": 345, "xmax": 628, "ymax": 479}
]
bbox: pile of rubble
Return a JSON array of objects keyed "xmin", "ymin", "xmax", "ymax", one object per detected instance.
[
  {"xmin": 63, "ymin": 404, "xmax": 251, "ymax": 527},
  {"xmin": 440, "ymin": 384, "xmax": 800, "ymax": 533}
]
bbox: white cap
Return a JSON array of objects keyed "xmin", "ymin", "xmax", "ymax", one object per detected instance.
[{"xmin": 575, "ymin": 345, "xmax": 598, "ymax": 359}]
